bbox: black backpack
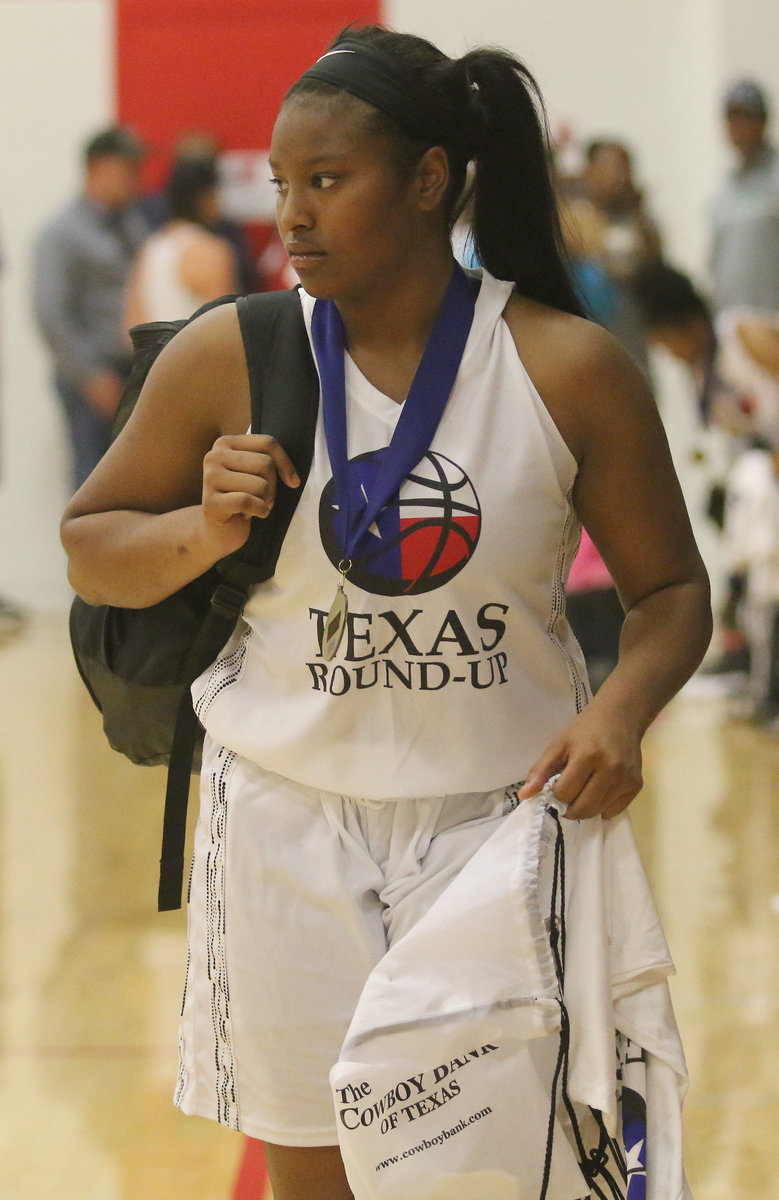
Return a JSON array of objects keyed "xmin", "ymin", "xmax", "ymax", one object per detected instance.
[{"xmin": 69, "ymin": 290, "xmax": 320, "ymax": 911}]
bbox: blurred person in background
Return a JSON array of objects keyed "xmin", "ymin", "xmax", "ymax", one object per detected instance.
[
  {"xmin": 32, "ymin": 126, "xmax": 147, "ymax": 491},
  {"xmin": 720, "ymin": 444, "xmax": 779, "ymax": 725},
  {"xmin": 710, "ymin": 80, "xmax": 779, "ymax": 314},
  {"xmin": 565, "ymin": 528, "xmax": 624, "ymax": 693},
  {"xmin": 125, "ymin": 157, "xmax": 239, "ymax": 327},
  {"xmin": 631, "ymin": 261, "xmax": 779, "ymax": 449},
  {"xmin": 557, "ymin": 138, "xmax": 664, "ymax": 689},
  {"xmin": 141, "ymin": 131, "xmax": 258, "ymax": 294},
  {"xmin": 560, "ymin": 138, "xmax": 662, "ymax": 375},
  {"xmin": 0, "ymin": 221, "xmax": 27, "ymax": 638},
  {"xmin": 631, "ymin": 260, "xmax": 779, "ymax": 721}
]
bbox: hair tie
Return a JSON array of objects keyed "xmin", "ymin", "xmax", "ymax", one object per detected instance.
[{"xmin": 459, "ymin": 68, "xmax": 486, "ymax": 160}]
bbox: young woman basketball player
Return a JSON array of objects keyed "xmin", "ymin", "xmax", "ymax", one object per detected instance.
[{"xmin": 61, "ymin": 25, "xmax": 711, "ymax": 1200}]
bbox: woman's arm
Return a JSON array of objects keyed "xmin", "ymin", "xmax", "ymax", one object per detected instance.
[
  {"xmin": 60, "ymin": 303, "xmax": 299, "ymax": 608},
  {"xmin": 736, "ymin": 317, "xmax": 779, "ymax": 377},
  {"xmin": 180, "ymin": 231, "xmax": 240, "ymax": 305},
  {"xmin": 505, "ymin": 299, "xmax": 712, "ymax": 818}
]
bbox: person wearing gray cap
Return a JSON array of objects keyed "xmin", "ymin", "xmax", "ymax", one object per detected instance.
[
  {"xmin": 32, "ymin": 125, "xmax": 148, "ymax": 491},
  {"xmin": 709, "ymin": 79, "xmax": 779, "ymax": 314}
]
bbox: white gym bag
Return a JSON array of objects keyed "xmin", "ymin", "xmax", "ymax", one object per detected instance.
[{"xmin": 330, "ymin": 783, "xmax": 693, "ymax": 1200}]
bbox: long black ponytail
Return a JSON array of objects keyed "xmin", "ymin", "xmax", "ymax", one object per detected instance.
[
  {"xmin": 288, "ymin": 25, "xmax": 584, "ymax": 318},
  {"xmin": 446, "ymin": 50, "xmax": 584, "ymax": 317}
]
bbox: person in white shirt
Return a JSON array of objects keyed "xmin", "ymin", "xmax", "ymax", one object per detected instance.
[
  {"xmin": 62, "ymin": 25, "xmax": 711, "ymax": 1200},
  {"xmin": 631, "ymin": 259, "xmax": 779, "ymax": 720},
  {"xmin": 125, "ymin": 157, "xmax": 238, "ymax": 327}
]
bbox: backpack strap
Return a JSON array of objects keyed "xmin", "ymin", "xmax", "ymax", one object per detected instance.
[
  {"xmin": 217, "ymin": 287, "xmax": 320, "ymax": 596},
  {"xmin": 157, "ymin": 603, "xmax": 236, "ymax": 910},
  {"xmin": 157, "ymin": 289, "xmax": 320, "ymax": 912},
  {"xmin": 240, "ymin": 287, "xmax": 319, "ymax": 465}
]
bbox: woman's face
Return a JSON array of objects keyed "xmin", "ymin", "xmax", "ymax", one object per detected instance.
[
  {"xmin": 195, "ymin": 185, "xmax": 221, "ymax": 227},
  {"xmin": 726, "ymin": 111, "xmax": 767, "ymax": 162},
  {"xmin": 270, "ymin": 93, "xmax": 431, "ymax": 303}
]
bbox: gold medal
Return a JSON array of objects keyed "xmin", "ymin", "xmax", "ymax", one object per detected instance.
[{"xmin": 321, "ymin": 559, "xmax": 352, "ymax": 661}]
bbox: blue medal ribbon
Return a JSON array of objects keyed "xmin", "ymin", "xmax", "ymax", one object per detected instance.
[{"xmin": 311, "ymin": 265, "xmax": 477, "ymax": 567}]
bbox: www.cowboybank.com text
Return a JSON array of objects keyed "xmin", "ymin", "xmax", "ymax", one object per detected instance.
[{"xmin": 374, "ymin": 1106, "xmax": 494, "ymax": 1173}]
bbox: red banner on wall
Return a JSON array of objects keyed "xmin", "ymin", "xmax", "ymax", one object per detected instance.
[
  {"xmin": 116, "ymin": 0, "xmax": 380, "ymax": 187},
  {"xmin": 116, "ymin": 0, "xmax": 380, "ymax": 287}
]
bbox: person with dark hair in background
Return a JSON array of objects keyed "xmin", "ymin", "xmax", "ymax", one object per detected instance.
[
  {"xmin": 141, "ymin": 131, "xmax": 259, "ymax": 294},
  {"xmin": 557, "ymin": 138, "xmax": 664, "ymax": 691},
  {"xmin": 125, "ymin": 157, "xmax": 239, "ymax": 327},
  {"xmin": 710, "ymin": 80, "xmax": 779, "ymax": 313},
  {"xmin": 631, "ymin": 261, "xmax": 779, "ymax": 446},
  {"xmin": 62, "ymin": 26, "xmax": 710, "ymax": 1200},
  {"xmin": 632, "ymin": 260, "xmax": 779, "ymax": 719},
  {"xmin": 33, "ymin": 126, "xmax": 147, "ymax": 491},
  {"xmin": 560, "ymin": 138, "xmax": 662, "ymax": 374}
]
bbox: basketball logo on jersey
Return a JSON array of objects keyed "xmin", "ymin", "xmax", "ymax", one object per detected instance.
[{"xmin": 319, "ymin": 451, "xmax": 481, "ymax": 596}]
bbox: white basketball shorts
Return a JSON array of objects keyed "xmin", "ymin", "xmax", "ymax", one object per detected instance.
[{"xmin": 174, "ymin": 735, "xmax": 522, "ymax": 1146}]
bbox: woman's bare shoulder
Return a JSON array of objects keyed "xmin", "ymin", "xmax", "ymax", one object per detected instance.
[
  {"xmin": 735, "ymin": 314, "xmax": 779, "ymax": 374},
  {"xmin": 179, "ymin": 228, "xmax": 238, "ymax": 294},
  {"xmin": 501, "ymin": 292, "xmax": 655, "ymax": 461}
]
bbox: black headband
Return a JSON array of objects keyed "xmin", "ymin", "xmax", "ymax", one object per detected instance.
[{"xmin": 298, "ymin": 41, "xmax": 469, "ymax": 157}]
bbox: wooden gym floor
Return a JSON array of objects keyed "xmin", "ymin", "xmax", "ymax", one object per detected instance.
[{"xmin": 0, "ymin": 614, "xmax": 776, "ymax": 1199}]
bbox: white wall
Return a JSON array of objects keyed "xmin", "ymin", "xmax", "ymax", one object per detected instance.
[
  {"xmin": 0, "ymin": 0, "xmax": 777, "ymax": 610},
  {"xmin": 0, "ymin": 0, "xmax": 113, "ymax": 610}
]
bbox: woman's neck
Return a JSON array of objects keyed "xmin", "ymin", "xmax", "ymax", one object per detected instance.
[{"xmin": 336, "ymin": 247, "xmax": 458, "ymax": 403}]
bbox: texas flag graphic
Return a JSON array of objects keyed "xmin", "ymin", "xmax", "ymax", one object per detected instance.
[{"xmin": 319, "ymin": 451, "xmax": 482, "ymax": 597}]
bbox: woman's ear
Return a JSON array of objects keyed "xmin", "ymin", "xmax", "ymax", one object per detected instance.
[{"xmin": 415, "ymin": 145, "xmax": 450, "ymax": 212}]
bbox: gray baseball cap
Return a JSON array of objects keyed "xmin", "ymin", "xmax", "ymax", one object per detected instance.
[{"xmin": 723, "ymin": 80, "xmax": 769, "ymax": 118}]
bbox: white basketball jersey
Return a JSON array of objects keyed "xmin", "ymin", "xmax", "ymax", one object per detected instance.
[{"xmin": 192, "ymin": 270, "xmax": 589, "ymax": 798}]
